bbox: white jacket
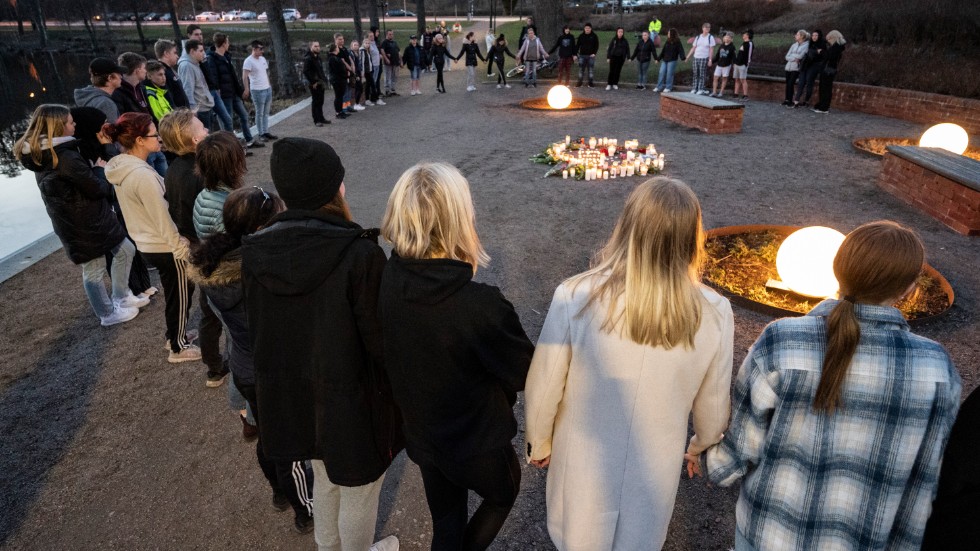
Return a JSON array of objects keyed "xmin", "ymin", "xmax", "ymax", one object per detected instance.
[{"xmin": 105, "ymin": 153, "xmax": 188, "ymax": 258}]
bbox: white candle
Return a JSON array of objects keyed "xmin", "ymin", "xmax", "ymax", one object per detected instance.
[
  {"xmin": 589, "ymin": 137, "xmax": 597, "ymax": 149},
  {"xmin": 585, "ymin": 168, "xmax": 591, "ymax": 181},
  {"xmin": 603, "ymin": 170, "xmax": 609, "ymax": 180},
  {"xmin": 627, "ymin": 165, "xmax": 634, "ymax": 177},
  {"xmin": 620, "ymin": 165, "xmax": 627, "ymax": 177},
  {"xmin": 562, "ymin": 169, "xmax": 568, "ymax": 179},
  {"xmin": 640, "ymin": 164, "xmax": 648, "ymax": 175},
  {"xmin": 626, "ymin": 151, "xmax": 634, "ymax": 161},
  {"xmin": 609, "ymin": 145, "xmax": 616, "ymax": 156},
  {"xmin": 565, "ymin": 135, "xmax": 571, "ymax": 145}
]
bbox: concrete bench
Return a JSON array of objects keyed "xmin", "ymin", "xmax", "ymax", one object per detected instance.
[
  {"xmin": 660, "ymin": 93, "xmax": 745, "ymax": 134},
  {"xmin": 878, "ymin": 145, "xmax": 980, "ymax": 235}
]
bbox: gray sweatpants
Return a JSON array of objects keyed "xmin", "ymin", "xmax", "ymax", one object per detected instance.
[{"xmin": 311, "ymin": 460, "xmax": 386, "ymax": 551}]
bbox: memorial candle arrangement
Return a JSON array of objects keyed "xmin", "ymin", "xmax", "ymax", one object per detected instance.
[{"xmin": 530, "ymin": 136, "xmax": 666, "ymax": 180}]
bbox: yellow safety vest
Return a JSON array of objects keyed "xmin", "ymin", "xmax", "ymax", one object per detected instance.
[{"xmin": 648, "ymin": 19, "xmax": 662, "ymax": 34}]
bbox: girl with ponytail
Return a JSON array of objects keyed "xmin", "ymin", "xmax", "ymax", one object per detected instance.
[{"xmin": 696, "ymin": 220, "xmax": 961, "ymax": 551}]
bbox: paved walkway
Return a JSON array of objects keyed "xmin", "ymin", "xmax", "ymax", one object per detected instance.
[{"xmin": 1, "ymin": 65, "xmax": 978, "ymax": 550}]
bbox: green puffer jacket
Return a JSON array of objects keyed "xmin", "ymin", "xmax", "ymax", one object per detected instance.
[{"xmin": 193, "ymin": 187, "xmax": 230, "ymax": 239}]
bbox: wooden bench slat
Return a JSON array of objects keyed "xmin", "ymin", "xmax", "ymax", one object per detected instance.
[
  {"xmin": 663, "ymin": 93, "xmax": 745, "ymax": 110},
  {"xmin": 886, "ymin": 145, "xmax": 980, "ymax": 193}
]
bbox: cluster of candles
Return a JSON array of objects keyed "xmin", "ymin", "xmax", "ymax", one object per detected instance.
[{"xmin": 553, "ymin": 136, "xmax": 666, "ymax": 180}]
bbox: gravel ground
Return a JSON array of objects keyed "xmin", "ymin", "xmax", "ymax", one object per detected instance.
[{"xmin": 1, "ymin": 60, "xmax": 978, "ymax": 551}]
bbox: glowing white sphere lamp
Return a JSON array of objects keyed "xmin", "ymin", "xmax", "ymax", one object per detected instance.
[
  {"xmin": 775, "ymin": 227, "xmax": 846, "ymax": 298},
  {"xmin": 919, "ymin": 123, "xmax": 969, "ymax": 155},
  {"xmin": 547, "ymin": 85, "xmax": 573, "ymax": 110}
]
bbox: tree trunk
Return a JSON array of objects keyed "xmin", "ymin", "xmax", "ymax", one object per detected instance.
[
  {"xmin": 15, "ymin": 0, "xmax": 25, "ymax": 36},
  {"xmin": 265, "ymin": 0, "xmax": 298, "ymax": 96},
  {"xmin": 351, "ymin": 0, "xmax": 363, "ymax": 42},
  {"xmin": 23, "ymin": 0, "xmax": 47, "ymax": 46},
  {"xmin": 83, "ymin": 16, "xmax": 99, "ymax": 52},
  {"xmin": 416, "ymin": 0, "xmax": 426, "ymax": 38},
  {"xmin": 366, "ymin": 0, "xmax": 379, "ymax": 33},
  {"xmin": 131, "ymin": 2, "xmax": 147, "ymax": 52},
  {"xmin": 531, "ymin": 0, "xmax": 563, "ymax": 46},
  {"xmin": 166, "ymin": 0, "xmax": 182, "ymax": 42}
]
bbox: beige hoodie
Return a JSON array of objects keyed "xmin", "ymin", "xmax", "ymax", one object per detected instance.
[{"xmin": 104, "ymin": 154, "xmax": 189, "ymax": 258}]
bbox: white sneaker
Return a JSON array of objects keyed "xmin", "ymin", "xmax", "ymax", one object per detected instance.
[
  {"xmin": 613, "ymin": 85, "xmax": 618, "ymax": 90},
  {"xmin": 370, "ymin": 535, "xmax": 399, "ymax": 551},
  {"xmin": 376, "ymin": 99, "xmax": 386, "ymax": 105},
  {"xmin": 664, "ymin": 89, "xmax": 672, "ymax": 93},
  {"xmin": 699, "ymin": 90, "xmax": 710, "ymax": 95},
  {"xmin": 505, "ymin": 84, "xmax": 511, "ymax": 89},
  {"xmin": 354, "ymin": 104, "xmax": 366, "ymax": 110},
  {"xmin": 116, "ymin": 293, "xmax": 150, "ymax": 309},
  {"xmin": 496, "ymin": 84, "xmax": 502, "ymax": 89},
  {"xmin": 101, "ymin": 305, "xmax": 139, "ymax": 327},
  {"xmin": 605, "ymin": 85, "xmax": 611, "ymax": 90},
  {"xmin": 168, "ymin": 345, "xmax": 202, "ymax": 364},
  {"xmin": 365, "ymin": 100, "xmax": 374, "ymax": 106},
  {"xmin": 138, "ymin": 286, "xmax": 158, "ymax": 298}
]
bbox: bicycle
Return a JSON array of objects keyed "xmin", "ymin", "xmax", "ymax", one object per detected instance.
[{"xmin": 505, "ymin": 58, "xmax": 559, "ymax": 79}]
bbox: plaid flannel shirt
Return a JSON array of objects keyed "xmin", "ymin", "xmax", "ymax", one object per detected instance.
[{"xmin": 706, "ymin": 300, "xmax": 961, "ymax": 551}]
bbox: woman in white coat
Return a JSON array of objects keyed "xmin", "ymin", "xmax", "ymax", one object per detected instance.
[{"xmin": 525, "ymin": 177, "xmax": 734, "ymax": 550}]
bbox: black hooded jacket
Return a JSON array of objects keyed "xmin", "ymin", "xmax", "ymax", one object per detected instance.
[
  {"xmin": 379, "ymin": 252, "xmax": 534, "ymax": 465},
  {"xmin": 111, "ymin": 79, "xmax": 150, "ymax": 115},
  {"xmin": 550, "ymin": 32, "xmax": 577, "ymax": 58},
  {"xmin": 577, "ymin": 31, "xmax": 600, "ymax": 56},
  {"xmin": 302, "ymin": 50, "xmax": 327, "ymax": 87},
  {"xmin": 204, "ymin": 48, "xmax": 244, "ymax": 99},
  {"xmin": 21, "ymin": 139, "xmax": 125, "ymax": 264},
  {"xmin": 241, "ymin": 210, "xmax": 403, "ymax": 486}
]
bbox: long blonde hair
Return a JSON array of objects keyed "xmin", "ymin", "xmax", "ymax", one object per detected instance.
[
  {"xmin": 571, "ymin": 177, "xmax": 706, "ymax": 349},
  {"xmin": 14, "ymin": 104, "xmax": 71, "ymax": 168},
  {"xmin": 381, "ymin": 162, "xmax": 489, "ymax": 270}
]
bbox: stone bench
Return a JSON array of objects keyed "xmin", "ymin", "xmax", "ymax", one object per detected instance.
[
  {"xmin": 878, "ymin": 145, "xmax": 980, "ymax": 235},
  {"xmin": 660, "ymin": 93, "xmax": 745, "ymax": 134}
]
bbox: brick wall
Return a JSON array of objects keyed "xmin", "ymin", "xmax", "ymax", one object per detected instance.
[
  {"xmin": 660, "ymin": 96, "xmax": 744, "ymax": 134},
  {"xmin": 877, "ymin": 153, "xmax": 980, "ymax": 235},
  {"xmin": 747, "ymin": 76, "xmax": 980, "ymax": 135}
]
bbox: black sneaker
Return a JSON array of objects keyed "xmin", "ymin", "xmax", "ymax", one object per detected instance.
[
  {"xmin": 247, "ymin": 140, "xmax": 265, "ymax": 148},
  {"xmin": 588, "ymin": 82, "xmax": 594, "ymax": 88},
  {"xmin": 272, "ymin": 491, "xmax": 289, "ymax": 512},
  {"xmin": 336, "ymin": 112, "xmax": 349, "ymax": 119},
  {"xmin": 294, "ymin": 511, "xmax": 314, "ymax": 534},
  {"xmin": 389, "ymin": 91, "xmax": 400, "ymax": 97},
  {"xmin": 575, "ymin": 81, "xmax": 583, "ymax": 88},
  {"xmin": 262, "ymin": 133, "xmax": 279, "ymax": 140}
]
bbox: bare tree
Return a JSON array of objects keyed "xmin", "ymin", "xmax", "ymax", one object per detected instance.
[
  {"xmin": 21, "ymin": 0, "xmax": 48, "ymax": 46},
  {"xmin": 415, "ymin": 0, "xmax": 426, "ymax": 37},
  {"xmin": 264, "ymin": 0, "xmax": 299, "ymax": 95},
  {"xmin": 366, "ymin": 0, "xmax": 379, "ymax": 33},
  {"xmin": 531, "ymin": 0, "xmax": 563, "ymax": 46},
  {"xmin": 165, "ymin": 0, "xmax": 181, "ymax": 42},
  {"xmin": 351, "ymin": 0, "xmax": 363, "ymax": 41},
  {"xmin": 129, "ymin": 0, "xmax": 148, "ymax": 51}
]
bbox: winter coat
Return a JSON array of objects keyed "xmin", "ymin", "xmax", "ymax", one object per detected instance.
[
  {"xmin": 487, "ymin": 44, "xmax": 515, "ymax": 64},
  {"xmin": 550, "ymin": 33, "xmax": 577, "ymax": 58},
  {"xmin": 73, "ymin": 86, "xmax": 120, "ymax": 124},
  {"xmin": 177, "ymin": 52, "xmax": 214, "ymax": 110},
  {"xmin": 187, "ymin": 249, "xmax": 254, "ymax": 385},
  {"xmin": 193, "ymin": 187, "xmax": 230, "ymax": 239},
  {"xmin": 631, "ymin": 38, "xmax": 657, "ymax": 62},
  {"xmin": 302, "ymin": 50, "xmax": 327, "ymax": 87},
  {"xmin": 379, "ymin": 252, "xmax": 534, "ymax": 465},
  {"xmin": 517, "ymin": 36, "xmax": 547, "ymax": 62},
  {"xmin": 327, "ymin": 54, "xmax": 348, "ymax": 86},
  {"xmin": 163, "ymin": 153, "xmax": 202, "ymax": 242},
  {"xmin": 525, "ymin": 277, "xmax": 734, "ymax": 550},
  {"xmin": 105, "ymin": 153, "xmax": 188, "ymax": 258},
  {"xmin": 802, "ymin": 36, "xmax": 827, "ymax": 70},
  {"xmin": 241, "ymin": 210, "xmax": 403, "ymax": 485},
  {"xmin": 824, "ymin": 42, "xmax": 845, "ymax": 72},
  {"xmin": 402, "ymin": 44, "xmax": 425, "ymax": 70},
  {"xmin": 21, "ymin": 138, "xmax": 124, "ymax": 264},
  {"xmin": 204, "ymin": 48, "xmax": 244, "ymax": 99},
  {"xmin": 658, "ymin": 40, "xmax": 686, "ymax": 63},
  {"xmin": 111, "ymin": 79, "xmax": 149, "ymax": 115},
  {"xmin": 784, "ymin": 41, "xmax": 808, "ymax": 72},
  {"xmin": 430, "ymin": 44, "xmax": 455, "ymax": 65},
  {"xmin": 163, "ymin": 64, "xmax": 190, "ymax": 108},
  {"xmin": 607, "ymin": 36, "xmax": 630, "ymax": 59},
  {"xmin": 455, "ymin": 42, "xmax": 485, "ymax": 66},
  {"xmin": 144, "ymin": 83, "xmax": 172, "ymax": 125},
  {"xmin": 577, "ymin": 32, "xmax": 600, "ymax": 57}
]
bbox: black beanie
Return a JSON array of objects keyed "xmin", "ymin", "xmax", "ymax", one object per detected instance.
[{"xmin": 270, "ymin": 137, "xmax": 345, "ymax": 210}]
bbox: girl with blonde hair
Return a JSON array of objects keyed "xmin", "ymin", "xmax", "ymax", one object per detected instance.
[
  {"xmin": 813, "ymin": 30, "xmax": 846, "ymax": 113},
  {"xmin": 380, "ymin": 162, "xmax": 534, "ymax": 551},
  {"xmin": 697, "ymin": 221, "xmax": 960, "ymax": 551},
  {"xmin": 525, "ymin": 177, "xmax": 734, "ymax": 550},
  {"xmin": 15, "ymin": 104, "xmax": 143, "ymax": 326}
]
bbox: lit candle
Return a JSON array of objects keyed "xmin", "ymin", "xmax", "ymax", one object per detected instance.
[
  {"xmin": 626, "ymin": 151, "xmax": 634, "ymax": 161},
  {"xmin": 589, "ymin": 137, "xmax": 597, "ymax": 149},
  {"xmin": 620, "ymin": 165, "xmax": 627, "ymax": 177},
  {"xmin": 627, "ymin": 164, "xmax": 635, "ymax": 177},
  {"xmin": 565, "ymin": 135, "xmax": 571, "ymax": 145},
  {"xmin": 640, "ymin": 164, "xmax": 649, "ymax": 175},
  {"xmin": 647, "ymin": 144, "xmax": 654, "ymax": 153},
  {"xmin": 585, "ymin": 168, "xmax": 591, "ymax": 181},
  {"xmin": 603, "ymin": 170, "xmax": 609, "ymax": 180},
  {"xmin": 562, "ymin": 169, "xmax": 568, "ymax": 179},
  {"xmin": 609, "ymin": 145, "xmax": 616, "ymax": 156}
]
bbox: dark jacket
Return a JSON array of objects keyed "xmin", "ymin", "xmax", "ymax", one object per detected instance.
[
  {"xmin": 518, "ymin": 24, "xmax": 537, "ymax": 48},
  {"xmin": 380, "ymin": 253, "xmax": 534, "ymax": 464},
  {"xmin": 824, "ymin": 42, "xmax": 845, "ymax": 72},
  {"xmin": 713, "ymin": 42, "xmax": 737, "ymax": 67},
  {"xmin": 577, "ymin": 31, "xmax": 600, "ymax": 57},
  {"xmin": 456, "ymin": 42, "xmax": 485, "ymax": 66},
  {"xmin": 430, "ymin": 44, "xmax": 455, "ymax": 65},
  {"xmin": 111, "ymin": 79, "xmax": 149, "ymax": 115},
  {"xmin": 204, "ymin": 48, "xmax": 244, "ymax": 99},
  {"xmin": 163, "ymin": 153, "xmax": 203, "ymax": 242},
  {"xmin": 802, "ymin": 35, "xmax": 827, "ymax": 70},
  {"xmin": 241, "ymin": 210, "xmax": 403, "ymax": 486},
  {"xmin": 922, "ymin": 385, "xmax": 980, "ymax": 550},
  {"xmin": 631, "ymin": 37, "xmax": 657, "ymax": 62},
  {"xmin": 607, "ymin": 36, "xmax": 630, "ymax": 59},
  {"xmin": 380, "ymin": 38, "xmax": 401, "ymax": 66},
  {"xmin": 549, "ymin": 32, "xmax": 577, "ymax": 58},
  {"xmin": 487, "ymin": 43, "xmax": 515, "ymax": 64},
  {"xmin": 302, "ymin": 50, "xmax": 327, "ymax": 87},
  {"xmin": 163, "ymin": 64, "xmax": 190, "ymax": 108},
  {"xmin": 327, "ymin": 54, "xmax": 348, "ymax": 86},
  {"xmin": 658, "ymin": 40, "xmax": 686, "ymax": 62},
  {"xmin": 21, "ymin": 139, "xmax": 125, "ymax": 264},
  {"xmin": 188, "ymin": 249, "xmax": 254, "ymax": 384},
  {"xmin": 402, "ymin": 44, "xmax": 425, "ymax": 70},
  {"xmin": 735, "ymin": 40, "xmax": 753, "ymax": 66}
]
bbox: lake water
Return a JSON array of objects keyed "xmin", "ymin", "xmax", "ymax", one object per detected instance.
[{"xmin": 0, "ymin": 170, "xmax": 53, "ymax": 261}]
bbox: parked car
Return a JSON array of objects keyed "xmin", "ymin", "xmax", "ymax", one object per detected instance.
[
  {"xmin": 160, "ymin": 13, "xmax": 172, "ymax": 21},
  {"xmin": 386, "ymin": 9, "xmax": 416, "ymax": 17},
  {"xmin": 142, "ymin": 12, "xmax": 157, "ymax": 21},
  {"xmin": 239, "ymin": 11, "xmax": 257, "ymax": 20},
  {"xmin": 257, "ymin": 12, "xmax": 267, "ymax": 20},
  {"xmin": 282, "ymin": 9, "xmax": 301, "ymax": 20},
  {"xmin": 221, "ymin": 10, "xmax": 240, "ymax": 21},
  {"xmin": 306, "ymin": 13, "xmax": 318, "ymax": 20},
  {"xmin": 195, "ymin": 11, "xmax": 220, "ymax": 22}
]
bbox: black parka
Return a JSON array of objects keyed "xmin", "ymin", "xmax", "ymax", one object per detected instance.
[
  {"xmin": 380, "ymin": 252, "xmax": 534, "ymax": 465},
  {"xmin": 21, "ymin": 139, "xmax": 125, "ymax": 264},
  {"xmin": 241, "ymin": 210, "xmax": 403, "ymax": 486}
]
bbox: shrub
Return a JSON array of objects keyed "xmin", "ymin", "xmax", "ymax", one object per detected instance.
[
  {"xmin": 833, "ymin": 0, "xmax": 978, "ymax": 51},
  {"xmin": 568, "ymin": 0, "xmax": 792, "ymax": 35}
]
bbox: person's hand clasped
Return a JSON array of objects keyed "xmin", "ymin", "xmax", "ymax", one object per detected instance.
[
  {"xmin": 531, "ymin": 455, "xmax": 551, "ymax": 469},
  {"xmin": 684, "ymin": 452, "xmax": 703, "ymax": 479}
]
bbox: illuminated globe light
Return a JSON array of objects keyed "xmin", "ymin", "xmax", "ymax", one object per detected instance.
[
  {"xmin": 775, "ymin": 227, "xmax": 846, "ymax": 298},
  {"xmin": 547, "ymin": 85, "xmax": 573, "ymax": 110},
  {"xmin": 919, "ymin": 123, "xmax": 969, "ymax": 155}
]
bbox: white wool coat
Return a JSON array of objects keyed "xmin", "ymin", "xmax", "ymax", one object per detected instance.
[{"xmin": 525, "ymin": 277, "xmax": 734, "ymax": 550}]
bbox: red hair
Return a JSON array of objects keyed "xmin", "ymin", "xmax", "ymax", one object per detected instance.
[{"xmin": 101, "ymin": 112, "xmax": 153, "ymax": 150}]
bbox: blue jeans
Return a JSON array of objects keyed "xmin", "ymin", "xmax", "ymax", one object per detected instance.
[
  {"xmin": 577, "ymin": 56, "xmax": 595, "ymax": 84},
  {"xmin": 656, "ymin": 60, "xmax": 677, "ymax": 90},
  {"xmin": 251, "ymin": 88, "xmax": 271, "ymax": 135},
  {"xmin": 147, "ymin": 151, "xmax": 168, "ymax": 177},
  {"xmin": 222, "ymin": 95, "xmax": 253, "ymax": 141},
  {"xmin": 410, "ymin": 66, "xmax": 422, "ymax": 80},
  {"xmin": 637, "ymin": 60, "xmax": 650, "ymax": 86},
  {"xmin": 523, "ymin": 60, "xmax": 539, "ymax": 85},
  {"xmin": 81, "ymin": 237, "xmax": 134, "ymax": 319},
  {"xmin": 228, "ymin": 374, "xmax": 255, "ymax": 424},
  {"xmin": 210, "ymin": 90, "xmax": 233, "ymax": 131}
]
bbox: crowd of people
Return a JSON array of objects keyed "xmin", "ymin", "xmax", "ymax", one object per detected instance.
[{"xmin": 9, "ymin": 17, "xmax": 975, "ymax": 551}]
